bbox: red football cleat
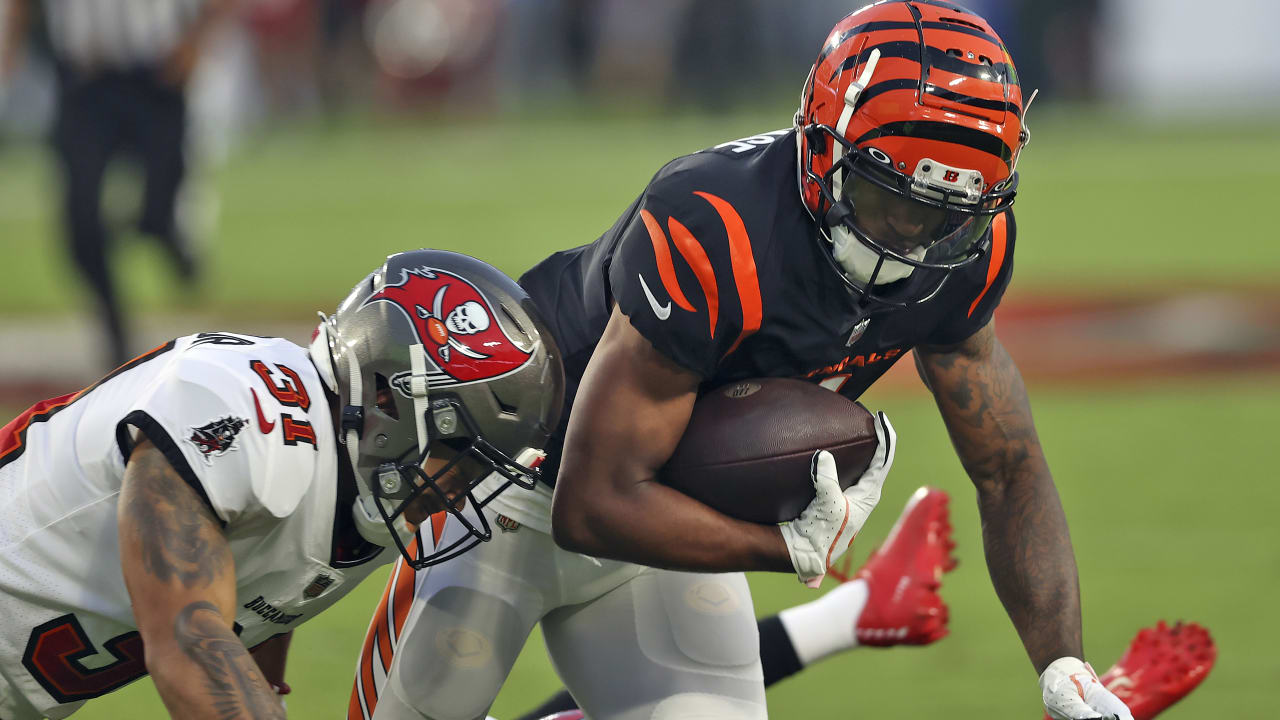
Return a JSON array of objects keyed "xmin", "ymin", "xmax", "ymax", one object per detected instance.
[
  {"xmin": 829, "ymin": 486, "xmax": 957, "ymax": 647},
  {"xmin": 1098, "ymin": 621, "xmax": 1216, "ymax": 720}
]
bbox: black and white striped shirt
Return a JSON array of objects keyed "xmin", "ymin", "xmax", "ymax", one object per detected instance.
[{"xmin": 43, "ymin": 0, "xmax": 206, "ymax": 70}]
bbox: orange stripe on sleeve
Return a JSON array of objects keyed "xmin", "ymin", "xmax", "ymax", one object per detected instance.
[
  {"xmin": 359, "ymin": 628, "xmax": 380, "ymax": 714},
  {"xmin": 428, "ymin": 512, "xmax": 448, "ymax": 548},
  {"xmin": 967, "ymin": 212, "xmax": 1008, "ymax": 318},
  {"xmin": 347, "ymin": 684, "xmax": 366, "ymax": 720},
  {"xmin": 375, "ymin": 618, "xmax": 394, "ymax": 675},
  {"xmin": 389, "ymin": 551, "xmax": 418, "ymax": 644},
  {"xmin": 694, "ymin": 192, "xmax": 762, "ymax": 356},
  {"xmin": 0, "ymin": 393, "xmax": 76, "ymax": 463},
  {"xmin": 640, "ymin": 209, "xmax": 696, "ymax": 312},
  {"xmin": 350, "ymin": 577, "xmax": 392, "ymax": 718},
  {"xmin": 666, "ymin": 216, "xmax": 720, "ymax": 338}
]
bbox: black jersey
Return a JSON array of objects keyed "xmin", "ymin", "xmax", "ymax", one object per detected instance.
[{"xmin": 519, "ymin": 128, "xmax": 1015, "ymax": 485}]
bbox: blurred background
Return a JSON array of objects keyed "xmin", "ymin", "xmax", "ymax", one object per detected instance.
[{"xmin": 1, "ymin": 0, "xmax": 1276, "ymax": 718}]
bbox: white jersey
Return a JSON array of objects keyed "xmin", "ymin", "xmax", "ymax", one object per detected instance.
[{"xmin": 0, "ymin": 333, "xmax": 392, "ymax": 719}]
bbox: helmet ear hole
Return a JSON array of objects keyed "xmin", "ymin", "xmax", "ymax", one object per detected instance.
[
  {"xmin": 373, "ymin": 373, "xmax": 400, "ymax": 420},
  {"xmin": 805, "ymin": 126, "xmax": 827, "ymax": 154}
]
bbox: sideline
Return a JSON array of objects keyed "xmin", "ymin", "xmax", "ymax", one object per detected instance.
[{"xmin": 1, "ymin": 290, "xmax": 1278, "ymax": 408}]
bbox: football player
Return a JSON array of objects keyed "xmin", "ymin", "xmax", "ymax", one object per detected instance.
[
  {"xmin": 351, "ymin": 3, "xmax": 1132, "ymax": 719},
  {"xmin": 0, "ymin": 249, "xmax": 562, "ymax": 719}
]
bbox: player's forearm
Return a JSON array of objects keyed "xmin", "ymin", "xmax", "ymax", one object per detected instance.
[
  {"xmin": 919, "ymin": 329, "xmax": 1084, "ymax": 673},
  {"xmin": 976, "ymin": 469, "xmax": 1083, "ymax": 674},
  {"xmin": 249, "ymin": 630, "xmax": 292, "ymax": 692},
  {"xmin": 552, "ymin": 475, "xmax": 792, "ymax": 572},
  {"xmin": 150, "ymin": 601, "xmax": 286, "ymax": 720}
]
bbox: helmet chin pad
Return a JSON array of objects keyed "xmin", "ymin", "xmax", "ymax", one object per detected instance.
[{"xmin": 831, "ymin": 225, "xmax": 922, "ymax": 286}]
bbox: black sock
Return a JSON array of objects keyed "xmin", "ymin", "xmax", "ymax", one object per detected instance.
[
  {"xmin": 759, "ymin": 614, "xmax": 804, "ymax": 687},
  {"xmin": 513, "ymin": 688, "xmax": 578, "ymax": 720}
]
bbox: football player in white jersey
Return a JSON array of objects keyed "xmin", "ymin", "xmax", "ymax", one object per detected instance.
[{"xmin": 0, "ymin": 249, "xmax": 563, "ymax": 720}]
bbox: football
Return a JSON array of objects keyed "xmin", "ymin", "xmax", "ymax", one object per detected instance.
[{"xmin": 659, "ymin": 377, "xmax": 879, "ymax": 523}]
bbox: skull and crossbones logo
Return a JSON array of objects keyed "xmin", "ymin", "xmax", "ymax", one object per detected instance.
[{"xmin": 415, "ymin": 285, "xmax": 491, "ymax": 364}]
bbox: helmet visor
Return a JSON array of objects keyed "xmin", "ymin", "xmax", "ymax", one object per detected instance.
[{"xmin": 842, "ymin": 176, "xmax": 993, "ymax": 267}]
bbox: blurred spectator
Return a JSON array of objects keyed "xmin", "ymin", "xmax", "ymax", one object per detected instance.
[
  {"xmin": 1003, "ymin": 0, "xmax": 1101, "ymax": 102},
  {"xmin": 247, "ymin": 0, "xmax": 321, "ymax": 116},
  {"xmin": 3, "ymin": 0, "xmax": 236, "ymax": 369}
]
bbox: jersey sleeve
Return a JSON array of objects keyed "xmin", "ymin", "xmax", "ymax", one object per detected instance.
[
  {"xmin": 116, "ymin": 350, "xmax": 316, "ymax": 525},
  {"xmin": 925, "ymin": 210, "xmax": 1017, "ymax": 346},
  {"xmin": 608, "ymin": 173, "xmax": 765, "ymax": 377}
]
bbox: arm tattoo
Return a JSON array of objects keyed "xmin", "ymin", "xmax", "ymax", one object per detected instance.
[
  {"xmin": 918, "ymin": 326, "xmax": 1084, "ymax": 672},
  {"xmin": 175, "ymin": 602, "xmax": 285, "ymax": 720},
  {"xmin": 123, "ymin": 446, "xmax": 229, "ymax": 587}
]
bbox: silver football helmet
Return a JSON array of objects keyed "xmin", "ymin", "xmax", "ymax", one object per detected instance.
[{"xmin": 310, "ymin": 249, "xmax": 564, "ymax": 569}]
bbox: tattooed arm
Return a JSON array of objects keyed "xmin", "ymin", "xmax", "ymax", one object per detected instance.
[
  {"xmin": 915, "ymin": 323, "xmax": 1083, "ymax": 674},
  {"xmin": 118, "ymin": 436, "xmax": 286, "ymax": 719}
]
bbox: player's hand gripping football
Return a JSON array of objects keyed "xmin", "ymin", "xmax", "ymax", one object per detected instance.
[
  {"xmin": 780, "ymin": 411, "xmax": 895, "ymax": 588},
  {"xmin": 1041, "ymin": 656, "xmax": 1134, "ymax": 720}
]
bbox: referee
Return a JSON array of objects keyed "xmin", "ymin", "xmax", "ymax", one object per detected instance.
[{"xmin": 7, "ymin": 0, "xmax": 234, "ymax": 368}]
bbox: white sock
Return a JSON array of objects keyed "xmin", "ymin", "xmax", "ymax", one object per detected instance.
[{"xmin": 777, "ymin": 579, "xmax": 869, "ymax": 666}]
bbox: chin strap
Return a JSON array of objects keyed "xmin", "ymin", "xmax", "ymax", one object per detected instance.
[
  {"xmin": 341, "ymin": 338, "xmax": 363, "ymax": 489},
  {"xmin": 408, "ymin": 343, "xmax": 431, "ymax": 457},
  {"xmin": 333, "ymin": 334, "xmax": 399, "ymax": 547}
]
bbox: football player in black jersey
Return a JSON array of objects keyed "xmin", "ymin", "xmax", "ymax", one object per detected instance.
[{"xmin": 349, "ymin": 3, "xmax": 1132, "ymax": 720}]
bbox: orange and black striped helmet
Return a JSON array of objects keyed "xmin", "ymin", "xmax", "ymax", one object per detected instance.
[{"xmin": 795, "ymin": 0, "xmax": 1030, "ymax": 307}]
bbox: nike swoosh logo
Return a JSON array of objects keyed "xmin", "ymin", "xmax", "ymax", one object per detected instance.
[
  {"xmin": 250, "ymin": 388, "xmax": 276, "ymax": 434},
  {"xmin": 637, "ymin": 274, "xmax": 671, "ymax": 320}
]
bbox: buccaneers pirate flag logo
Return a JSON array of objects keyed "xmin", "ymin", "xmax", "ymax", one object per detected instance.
[{"xmin": 364, "ymin": 266, "xmax": 533, "ymax": 388}]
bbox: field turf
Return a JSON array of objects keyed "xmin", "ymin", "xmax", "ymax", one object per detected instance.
[
  {"xmin": 1, "ymin": 107, "xmax": 1276, "ymax": 718},
  {"xmin": 2, "ymin": 108, "xmax": 1279, "ymax": 317}
]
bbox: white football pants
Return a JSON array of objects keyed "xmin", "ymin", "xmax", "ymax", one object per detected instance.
[{"xmin": 349, "ymin": 506, "xmax": 767, "ymax": 720}]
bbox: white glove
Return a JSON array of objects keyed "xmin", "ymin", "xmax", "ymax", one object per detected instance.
[
  {"xmin": 780, "ymin": 411, "xmax": 895, "ymax": 588},
  {"xmin": 1041, "ymin": 657, "xmax": 1134, "ymax": 720}
]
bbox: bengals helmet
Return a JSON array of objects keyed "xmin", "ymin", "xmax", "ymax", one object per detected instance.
[
  {"xmin": 310, "ymin": 249, "xmax": 564, "ymax": 569},
  {"xmin": 795, "ymin": 0, "xmax": 1030, "ymax": 307}
]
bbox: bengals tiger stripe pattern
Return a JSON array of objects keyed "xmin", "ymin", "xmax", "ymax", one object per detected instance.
[
  {"xmin": 798, "ymin": 0, "xmax": 1025, "ymax": 215},
  {"xmin": 347, "ymin": 513, "xmax": 448, "ymax": 720}
]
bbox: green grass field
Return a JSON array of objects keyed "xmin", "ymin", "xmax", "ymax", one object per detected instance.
[
  {"xmin": 2, "ymin": 107, "xmax": 1279, "ymax": 318},
  {"xmin": 1, "ymin": 107, "xmax": 1277, "ymax": 718}
]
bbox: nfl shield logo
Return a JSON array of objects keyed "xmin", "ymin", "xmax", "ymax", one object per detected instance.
[
  {"xmin": 846, "ymin": 317, "xmax": 871, "ymax": 346},
  {"xmin": 495, "ymin": 514, "xmax": 521, "ymax": 533},
  {"xmin": 303, "ymin": 573, "xmax": 334, "ymax": 600}
]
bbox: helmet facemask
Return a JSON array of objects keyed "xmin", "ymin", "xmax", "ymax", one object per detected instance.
[
  {"xmin": 365, "ymin": 394, "xmax": 545, "ymax": 571},
  {"xmin": 811, "ymin": 131, "xmax": 1018, "ymax": 307},
  {"xmin": 328, "ymin": 327, "xmax": 544, "ymax": 571}
]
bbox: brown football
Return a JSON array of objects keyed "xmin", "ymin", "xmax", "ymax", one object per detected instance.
[{"xmin": 659, "ymin": 377, "xmax": 879, "ymax": 523}]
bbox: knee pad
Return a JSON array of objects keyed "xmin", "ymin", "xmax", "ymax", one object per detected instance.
[{"xmin": 643, "ymin": 572, "xmax": 760, "ymax": 671}]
